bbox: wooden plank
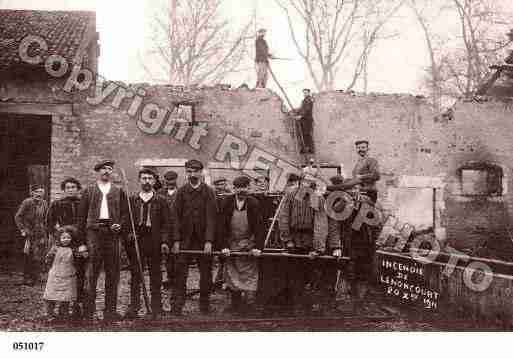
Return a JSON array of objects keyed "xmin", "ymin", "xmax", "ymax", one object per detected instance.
[{"xmin": 0, "ymin": 102, "xmax": 73, "ymax": 116}]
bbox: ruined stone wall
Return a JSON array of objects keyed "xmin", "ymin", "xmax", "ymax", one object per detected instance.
[
  {"xmin": 313, "ymin": 92, "xmax": 513, "ymax": 259},
  {"xmin": 50, "ymin": 86, "xmax": 301, "ymax": 198}
]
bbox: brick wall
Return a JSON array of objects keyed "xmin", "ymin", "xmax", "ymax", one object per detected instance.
[
  {"xmin": 313, "ymin": 92, "xmax": 513, "ymax": 259},
  {"xmin": 50, "ymin": 86, "xmax": 301, "ymax": 197}
]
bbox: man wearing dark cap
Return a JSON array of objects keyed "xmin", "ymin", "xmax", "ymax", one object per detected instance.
[
  {"xmin": 219, "ymin": 176, "xmax": 264, "ymax": 314},
  {"xmin": 158, "ymin": 170, "xmax": 179, "ymax": 290},
  {"xmin": 326, "ymin": 172, "xmax": 376, "ymax": 314},
  {"xmin": 15, "ymin": 184, "xmax": 49, "ymax": 285},
  {"xmin": 172, "ymin": 159, "xmax": 218, "ymax": 315},
  {"xmin": 255, "ymin": 28, "xmax": 274, "ymax": 88},
  {"xmin": 46, "ymin": 177, "xmax": 86, "ymax": 318},
  {"xmin": 124, "ymin": 168, "xmax": 170, "ymax": 320},
  {"xmin": 353, "ymin": 140, "xmax": 380, "ymax": 204},
  {"xmin": 78, "ymin": 160, "xmax": 128, "ymax": 321},
  {"xmin": 278, "ymin": 174, "xmax": 330, "ymax": 315},
  {"xmin": 213, "ymin": 177, "xmax": 230, "ymax": 196},
  {"xmin": 296, "ymin": 89, "xmax": 314, "ymax": 153},
  {"xmin": 285, "ymin": 173, "xmax": 301, "ymax": 192}
]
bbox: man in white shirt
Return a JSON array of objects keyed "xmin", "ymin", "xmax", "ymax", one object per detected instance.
[{"xmin": 78, "ymin": 160, "xmax": 128, "ymax": 322}]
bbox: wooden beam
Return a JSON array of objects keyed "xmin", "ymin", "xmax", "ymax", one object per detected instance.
[{"xmin": 0, "ymin": 102, "xmax": 73, "ymax": 116}]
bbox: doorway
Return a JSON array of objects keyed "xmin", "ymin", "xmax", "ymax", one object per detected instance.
[{"xmin": 0, "ymin": 113, "xmax": 51, "ymax": 260}]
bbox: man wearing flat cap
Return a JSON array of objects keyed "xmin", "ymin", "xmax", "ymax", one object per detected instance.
[
  {"xmin": 15, "ymin": 184, "xmax": 48, "ymax": 286},
  {"xmin": 213, "ymin": 177, "xmax": 230, "ymax": 197},
  {"xmin": 278, "ymin": 173, "xmax": 335, "ymax": 315},
  {"xmin": 46, "ymin": 177, "xmax": 86, "ymax": 318},
  {"xmin": 124, "ymin": 168, "xmax": 170, "ymax": 320},
  {"xmin": 218, "ymin": 176, "xmax": 264, "ymax": 314},
  {"xmin": 172, "ymin": 159, "xmax": 218, "ymax": 315},
  {"xmin": 78, "ymin": 160, "xmax": 128, "ymax": 321},
  {"xmin": 255, "ymin": 28, "xmax": 274, "ymax": 88},
  {"xmin": 158, "ymin": 170, "xmax": 179, "ymax": 290}
]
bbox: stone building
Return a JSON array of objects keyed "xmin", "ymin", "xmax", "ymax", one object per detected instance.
[
  {"xmin": 2, "ymin": 9, "xmax": 513, "ymax": 264},
  {"xmin": 0, "ymin": 10, "xmax": 301, "ymax": 256}
]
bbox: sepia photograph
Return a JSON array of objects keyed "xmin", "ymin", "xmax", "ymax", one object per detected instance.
[{"xmin": 1, "ymin": 0, "xmax": 513, "ymax": 355}]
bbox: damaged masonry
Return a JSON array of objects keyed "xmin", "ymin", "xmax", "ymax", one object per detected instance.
[{"xmin": 2, "ymin": 7, "xmax": 513, "ymax": 332}]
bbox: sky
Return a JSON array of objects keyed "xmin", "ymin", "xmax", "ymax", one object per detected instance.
[{"xmin": 1, "ymin": 0, "xmax": 511, "ymax": 106}]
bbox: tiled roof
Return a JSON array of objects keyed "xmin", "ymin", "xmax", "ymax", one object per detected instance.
[{"xmin": 0, "ymin": 10, "xmax": 95, "ymax": 72}]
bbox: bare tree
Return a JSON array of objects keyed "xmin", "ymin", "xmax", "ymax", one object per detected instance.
[
  {"xmin": 144, "ymin": 0, "xmax": 253, "ymax": 86},
  {"xmin": 407, "ymin": 0, "xmax": 445, "ymax": 111},
  {"xmin": 275, "ymin": 0, "xmax": 405, "ymax": 92},
  {"xmin": 434, "ymin": 0, "xmax": 511, "ymax": 100}
]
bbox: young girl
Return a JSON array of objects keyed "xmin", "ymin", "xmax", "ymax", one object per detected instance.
[{"xmin": 43, "ymin": 225, "xmax": 80, "ymax": 320}]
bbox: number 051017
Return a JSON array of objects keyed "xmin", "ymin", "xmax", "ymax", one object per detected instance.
[{"xmin": 12, "ymin": 342, "xmax": 44, "ymax": 351}]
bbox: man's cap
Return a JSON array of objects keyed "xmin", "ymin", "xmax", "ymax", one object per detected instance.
[
  {"xmin": 287, "ymin": 173, "xmax": 301, "ymax": 182},
  {"xmin": 233, "ymin": 176, "xmax": 251, "ymax": 188},
  {"xmin": 329, "ymin": 175, "xmax": 345, "ymax": 186},
  {"xmin": 309, "ymin": 158, "xmax": 315, "ymax": 163},
  {"xmin": 257, "ymin": 28, "xmax": 267, "ymax": 33},
  {"xmin": 94, "ymin": 160, "xmax": 115, "ymax": 172},
  {"xmin": 60, "ymin": 177, "xmax": 82, "ymax": 191},
  {"xmin": 184, "ymin": 159, "xmax": 204, "ymax": 170},
  {"xmin": 30, "ymin": 184, "xmax": 44, "ymax": 192},
  {"xmin": 355, "ymin": 140, "xmax": 369, "ymax": 146},
  {"xmin": 303, "ymin": 88, "xmax": 311, "ymax": 92},
  {"xmin": 138, "ymin": 167, "xmax": 158, "ymax": 178},
  {"xmin": 213, "ymin": 177, "xmax": 227, "ymax": 185},
  {"xmin": 163, "ymin": 170, "xmax": 178, "ymax": 181}
]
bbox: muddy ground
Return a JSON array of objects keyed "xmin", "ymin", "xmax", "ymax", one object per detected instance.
[{"xmin": 0, "ymin": 259, "xmax": 504, "ymax": 331}]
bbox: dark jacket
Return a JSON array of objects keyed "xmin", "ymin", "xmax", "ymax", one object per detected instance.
[
  {"xmin": 46, "ymin": 196, "xmax": 81, "ymax": 232},
  {"xmin": 352, "ymin": 156, "xmax": 380, "ymax": 192},
  {"xmin": 255, "ymin": 37, "xmax": 271, "ymax": 63},
  {"xmin": 173, "ymin": 183, "xmax": 217, "ymax": 249},
  {"xmin": 77, "ymin": 183, "xmax": 129, "ymax": 242},
  {"xmin": 14, "ymin": 197, "xmax": 48, "ymax": 237},
  {"xmin": 299, "ymin": 96, "xmax": 314, "ymax": 122},
  {"xmin": 129, "ymin": 192, "xmax": 170, "ymax": 247},
  {"xmin": 157, "ymin": 188, "xmax": 178, "ymax": 243},
  {"xmin": 218, "ymin": 195, "xmax": 265, "ymax": 251}
]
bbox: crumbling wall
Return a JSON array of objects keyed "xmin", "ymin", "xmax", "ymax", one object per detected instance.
[
  {"xmin": 313, "ymin": 91, "xmax": 513, "ymax": 259},
  {"xmin": 50, "ymin": 86, "xmax": 301, "ymax": 196}
]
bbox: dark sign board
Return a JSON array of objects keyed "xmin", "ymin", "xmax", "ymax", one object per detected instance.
[{"xmin": 378, "ymin": 253, "xmax": 440, "ymax": 310}]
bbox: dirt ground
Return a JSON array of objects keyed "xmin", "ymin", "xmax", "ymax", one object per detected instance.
[{"xmin": 0, "ymin": 259, "xmax": 501, "ymax": 332}]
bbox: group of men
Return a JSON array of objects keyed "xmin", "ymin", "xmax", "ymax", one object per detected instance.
[{"xmin": 14, "ymin": 139, "xmax": 380, "ymax": 321}]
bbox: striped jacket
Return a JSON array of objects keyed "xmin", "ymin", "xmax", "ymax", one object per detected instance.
[{"xmin": 278, "ymin": 186, "xmax": 333, "ymax": 252}]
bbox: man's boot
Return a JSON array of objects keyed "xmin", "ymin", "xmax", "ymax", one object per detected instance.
[
  {"xmin": 123, "ymin": 306, "xmax": 140, "ymax": 320},
  {"xmin": 57, "ymin": 302, "xmax": 70, "ymax": 321},
  {"xmin": 199, "ymin": 297, "xmax": 211, "ymax": 315},
  {"xmin": 71, "ymin": 303, "xmax": 83, "ymax": 321},
  {"xmin": 225, "ymin": 291, "xmax": 242, "ymax": 314}
]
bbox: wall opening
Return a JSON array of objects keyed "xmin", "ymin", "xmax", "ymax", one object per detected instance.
[
  {"xmin": 457, "ymin": 162, "xmax": 503, "ymax": 197},
  {"xmin": 0, "ymin": 113, "xmax": 52, "ymax": 258}
]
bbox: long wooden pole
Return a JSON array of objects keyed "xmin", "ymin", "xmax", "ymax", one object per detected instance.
[
  {"xmin": 120, "ymin": 168, "xmax": 152, "ymax": 314},
  {"xmin": 178, "ymin": 249, "xmax": 349, "ymax": 261}
]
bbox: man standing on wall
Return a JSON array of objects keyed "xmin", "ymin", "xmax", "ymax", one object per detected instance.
[
  {"xmin": 78, "ymin": 160, "xmax": 128, "ymax": 321},
  {"xmin": 255, "ymin": 28, "xmax": 274, "ymax": 88},
  {"xmin": 172, "ymin": 159, "xmax": 218, "ymax": 315},
  {"xmin": 297, "ymin": 89, "xmax": 315, "ymax": 153},
  {"xmin": 352, "ymin": 140, "xmax": 380, "ymax": 204},
  {"xmin": 15, "ymin": 184, "xmax": 49, "ymax": 286},
  {"xmin": 46, "ymin": 177, "xmax": 85, "ymax": 319},
  {"xmin": 158, "ymin": 170, "xmax": 179, "ymax": 290},
  {"xmin": 124, "ymin": 168, "xmax": 170, "ymax": 320}
]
